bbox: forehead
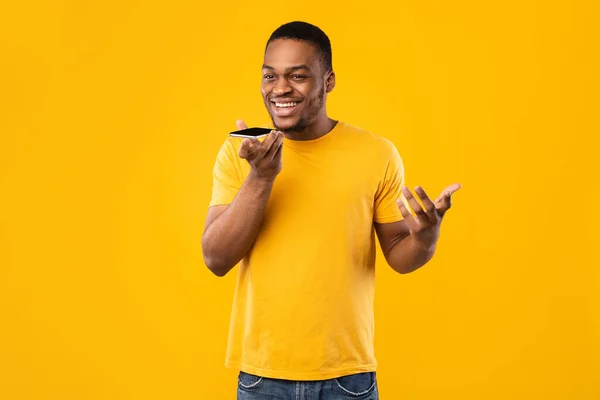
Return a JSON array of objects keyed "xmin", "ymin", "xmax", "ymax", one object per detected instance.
[{"xmin": 263, "ymin": 39, "xmax": 321, "ymax": 71}]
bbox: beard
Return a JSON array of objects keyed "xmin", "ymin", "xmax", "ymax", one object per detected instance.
[{"xmin": 270, "ymin": 89, "xmax": 325, "ymax": 134}]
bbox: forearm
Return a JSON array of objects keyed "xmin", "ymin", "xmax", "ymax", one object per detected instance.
[
  {"xmin": 387, "ymin": 235, "xmax": 437, "ymax": 274},
  {"xmin": 202, "ymin": 172, "xmax": 274, "ymax": 276}
]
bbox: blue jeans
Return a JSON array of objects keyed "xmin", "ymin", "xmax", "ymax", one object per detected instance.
[{"xmin": 237, "ymin": 371, "xmax": 379, "ymax": 399}]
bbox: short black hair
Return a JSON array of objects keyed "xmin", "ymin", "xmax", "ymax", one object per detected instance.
[{"xmin": 266, "ymin": 21, "xmax": 332, "ymax": 73}]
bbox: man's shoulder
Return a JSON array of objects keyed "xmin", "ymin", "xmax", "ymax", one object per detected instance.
[{"xmin": 338, "ymin": 121, "xmax": 400, "ymax": 154}]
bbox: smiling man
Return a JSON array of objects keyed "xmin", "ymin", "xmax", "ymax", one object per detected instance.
[
  {"xmin": 202, "ymin": 21, "xmax": 461, "ymax": 400},
  {"xmin": 261, "ymin": 37, "xmax": 333, "ymax": 137}
]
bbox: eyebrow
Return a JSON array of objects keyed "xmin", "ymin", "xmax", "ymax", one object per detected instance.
[{"xmin": 262, "ymin": 64, "xmax": 311, "ymax": 72}]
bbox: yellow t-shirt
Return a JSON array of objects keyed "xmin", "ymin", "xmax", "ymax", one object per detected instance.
[{"xmin": 209, "ymin": 121, "xmax": 405, "ymax": 380}]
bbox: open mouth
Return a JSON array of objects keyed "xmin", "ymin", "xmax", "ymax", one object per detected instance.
[
  {"xmin": 270, "ymin": 100, "xmax": 302, "ymax": 117},
  {"xmin": 272, "ymin": 101, "xmax": 301, "ymax": 108}
]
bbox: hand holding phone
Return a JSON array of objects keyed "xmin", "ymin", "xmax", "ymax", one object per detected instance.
[
  {"xmin": 234, "ymin": 120, "xmax": 284, "ymax": 182},
  {"xmin": 229, "ymin": 127, "xmax": 272, "ymax": 139}
]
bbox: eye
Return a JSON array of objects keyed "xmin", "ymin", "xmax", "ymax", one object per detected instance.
[
  {"xmin": 263, "ymin": 74, "xmax": 275, "ymax": 80},
  {"xmin": 292, "ymin": 75, "xmax": 307, "ymax": 80}
]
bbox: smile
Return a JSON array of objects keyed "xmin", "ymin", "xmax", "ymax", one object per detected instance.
[{"xmin": 274, "ymin": 101, "xmax": 300, "ymax": 108}]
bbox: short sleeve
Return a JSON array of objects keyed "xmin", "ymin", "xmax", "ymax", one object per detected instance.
[
  {"xmin": 373, "ymin": 141, "xmax": 405, "ymax": 223},
  {"xmin": 209, "ymin": 139, "xmax": 243, "ymax": 207}
]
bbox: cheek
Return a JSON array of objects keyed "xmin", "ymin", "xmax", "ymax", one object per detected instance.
[
  {"xmin": 261, "ymin": 83, "xmax": 272, "ymax": 97},
  {"xmin": 297, "ymin": 84, "xmax": 317, "ymax": 100},
  {"xmin": 308, "ymin": 87, "xmax": 324, "ymax": 102}
]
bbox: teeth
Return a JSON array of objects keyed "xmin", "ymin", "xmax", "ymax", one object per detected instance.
[{"xmin": 275, "ymin": 102, "xmax": 298, "ymax": 108}]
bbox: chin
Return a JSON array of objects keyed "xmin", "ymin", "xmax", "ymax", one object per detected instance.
[{"xmin": 272, "ymin": 117, "xmax": 302, "ymax": 132}]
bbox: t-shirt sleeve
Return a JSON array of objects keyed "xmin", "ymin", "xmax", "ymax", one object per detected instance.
[
  {"xmin": 209, "ymin": 139, "xmax": 243, "ymax": 207},
  {"xmin": 373, "ymin": 140, "xmax": 405, "ymax": 223}
]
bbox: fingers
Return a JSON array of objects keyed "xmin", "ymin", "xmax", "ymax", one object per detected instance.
[
  {"xmin": 400, "ymin": 183, "xmax": 461, "ymax": 224},
  {"xmin": 238, "ymin": 130, "xmax": 281, "ymax": 161},
  {"xmin": 444, "ymin": 183, "xmax": 462, "ymax": 195},
  {"xmin": 401, "ymin": 186, "xmax": 429, "ymax": 224},
  {"xmin": 273, "ymin": 139, "xmax": 284, "ymax": 159},
  {"xmin": 254, "ymin": 130, "xmax": 280, "ymax": 159},
  {"xmin": 265, "ymin": 132, "xmax": 284, "ymax": 162},
  {"xmin": 236, "ymin": 119, "xmax": 248, "ymax": 130},
  {"xmin": 434, "ymin": 183, "xmax": 462, "ymax": 216},
  {"xmin": 397, "ymin": 199, "xmax": 412, "ymax": 220},
  {"xmin": 239, "ymin": 139, "xmax": 250, "ymax": 159},
  {"xmin": 414, "ymin": 186, "xmax": 438, "ymax": 223},
  {"xmin": 239, "ymin": 139, "xmax": 257, "ymax": 159},
  {"xmin": 435, "ymin": 192, "xmax": 453, "ymax": 216},
  {"xmin": 396, "ymin": 198, "xmax": 422, "ymax": 232}
]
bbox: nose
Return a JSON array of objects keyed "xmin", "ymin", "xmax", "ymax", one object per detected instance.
[{"xmin": 272, "ymin": 78, "xmax": 292, "ymax": 96}]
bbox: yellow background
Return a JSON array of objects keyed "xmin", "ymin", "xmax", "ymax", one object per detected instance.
[{"xmin": 1, "ymin": 0, "xmax": 598, "ymax": 399}]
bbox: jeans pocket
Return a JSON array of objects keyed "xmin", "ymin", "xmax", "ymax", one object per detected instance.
[
  {"xmin": 238, "ymin": 371, "xmax": 264, "ymax": 390},
  {"xmin": 334, "ymin": 372, "xmax": 377, "ymax": 397}
]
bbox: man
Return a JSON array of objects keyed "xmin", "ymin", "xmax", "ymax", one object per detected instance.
[{"xmin": 202, "ymin": 21, "xmax": 461, "ymax": 400}]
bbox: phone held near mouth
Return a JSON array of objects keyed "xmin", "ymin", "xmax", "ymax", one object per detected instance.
[{"xmin": 229, "ymin": 127, "xmax": 272, "ymax": 139}]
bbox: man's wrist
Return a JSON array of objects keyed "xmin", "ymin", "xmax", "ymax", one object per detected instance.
[{"xmin": 247, "ymin": 170, "xmax": 277, "ymax": 186}]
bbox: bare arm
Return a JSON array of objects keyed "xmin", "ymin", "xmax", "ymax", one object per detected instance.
[
  {"xmin": 375, "ymin": 220, "xmax": 435, "ymax": 274},
  {"xmin": 202, "ymin": 174, "xmax": 275, "ymax": 276},
  {"xmin": 202, "ymin": 124, "xmax": 284, "ymax": 277},
  {"xmin": 375, "ymin": 184, "xmax": 462, "ymax": 274}
]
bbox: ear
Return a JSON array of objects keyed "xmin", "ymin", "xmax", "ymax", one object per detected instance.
[{"xmin": 325, "ymin": 70, "xmax": 336, "ymax": 93}]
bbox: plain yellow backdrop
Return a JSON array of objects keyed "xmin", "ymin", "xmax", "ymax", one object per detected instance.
[{"xmin": 1, "ymin": 0, "xmax": 598, "ymax": 399}]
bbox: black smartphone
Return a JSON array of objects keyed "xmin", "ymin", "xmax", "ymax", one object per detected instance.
[{"xmin": 229, "ymin": 127, "xmax": 272, "ymax": 139}]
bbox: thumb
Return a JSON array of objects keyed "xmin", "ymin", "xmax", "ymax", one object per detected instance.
[
  {"xmin": 236, "ymin": 119, "xmax": 248, "ymax": 130},
  {"xmin": 435, "ymin": 183, "xmax": 462, "ymax": 215},
  {"xmin": 443, "ymin": 183, "xmax": 462, "ymax": 195}
]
